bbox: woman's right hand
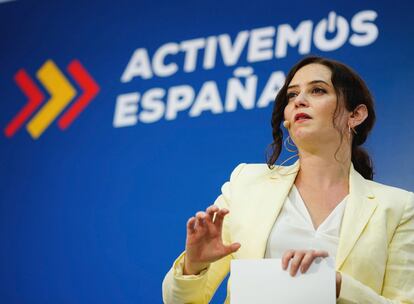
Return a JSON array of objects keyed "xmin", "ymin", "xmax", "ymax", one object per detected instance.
[{"xmin": 183, "ymin": 205, "xmax": 241, "ymax": 275}]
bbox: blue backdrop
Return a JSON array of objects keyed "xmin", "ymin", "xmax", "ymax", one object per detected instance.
[{"xmin": 1, "ymin": 0, "xmax": 413, "ymax": 303}]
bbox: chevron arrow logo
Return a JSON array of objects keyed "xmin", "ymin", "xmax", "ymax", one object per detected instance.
[{"xmin": 4, "ymin": 59, "xmax": 100, "ymax": 139}]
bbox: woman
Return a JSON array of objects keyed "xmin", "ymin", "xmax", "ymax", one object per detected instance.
[{"xmin": 162, "ymin": 56, "xmax": 414, "ymax": 303}]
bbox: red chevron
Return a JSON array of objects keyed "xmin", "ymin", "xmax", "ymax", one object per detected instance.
[
  {"xmin": 58, "ymin": 59, "xmax": 100, "ymax": 130},
  {"xmin": 4, "ymin": 69, "xmax": 45, "ymax": 138}
]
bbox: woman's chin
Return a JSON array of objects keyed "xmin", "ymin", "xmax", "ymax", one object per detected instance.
[
  {"xmin": 292, "ymin": 130, "xmax": 325, "ymax": 148},
  {"xmin": 292, "ymin": 129, "xmax": 314, "ymax": 141},
  {"xmin": 292, "ymin": 129, "xmax": 343, "ymax": 152}
]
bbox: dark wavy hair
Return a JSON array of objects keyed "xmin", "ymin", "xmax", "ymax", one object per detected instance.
[{"xmin": 266, "ymin": 56, "xmax": 376, "ymax": 180}]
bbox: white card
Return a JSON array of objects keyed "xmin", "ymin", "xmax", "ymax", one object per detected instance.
[{"xmin": 230, "ymin": 258, "xmax": 335, "ymax": 304}]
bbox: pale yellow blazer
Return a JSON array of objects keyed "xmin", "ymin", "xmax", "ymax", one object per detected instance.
[{"xmin": 163, "ymin": 162, "xmax": 414, "ymax": 303}]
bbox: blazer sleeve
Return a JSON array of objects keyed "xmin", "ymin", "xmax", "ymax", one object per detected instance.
[
  {"xmin": 338, "ymin": 191, "xmax": 414, "ymax": 304},
  {"xmin": 162, "ymin": 163, "xmax": 246, "ymax": 304}
]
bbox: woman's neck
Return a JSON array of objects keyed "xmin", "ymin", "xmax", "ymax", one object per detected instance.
[{"xmin": 295, "ymin": 149, "xmax": 351, "ymax": 191}]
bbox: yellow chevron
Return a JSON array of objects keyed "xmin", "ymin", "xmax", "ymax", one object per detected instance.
[{"xmin": 26, "ymin": 60, "xmax": 76, "ymax": 139}]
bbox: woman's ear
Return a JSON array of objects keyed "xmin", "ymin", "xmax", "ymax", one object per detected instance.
[{"xmin": 348, "ymin": 104, "xmax": 368, "ymax": 128}]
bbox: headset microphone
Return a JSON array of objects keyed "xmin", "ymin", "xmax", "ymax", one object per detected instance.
[{"xmin": 283, "ymin": 120, "xmax": 290, "ymax": 129}]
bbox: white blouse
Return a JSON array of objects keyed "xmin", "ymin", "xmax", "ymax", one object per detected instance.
[{"xmin": 265, "ymin": 185, "xmax": 348, "ymax": 260}]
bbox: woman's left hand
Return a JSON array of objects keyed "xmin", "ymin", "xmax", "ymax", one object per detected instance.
[
  {"xmin": 281, "ymin": 249, "xmax": 342, "ymax": 297},
  {"xmin": 281, "ymin": 249, "xmax": 329, "ymax": 276}
]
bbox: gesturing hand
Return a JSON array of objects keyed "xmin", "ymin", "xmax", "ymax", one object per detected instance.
[{"xmin": 183, "ymin": 205, "xmax": 241, "ymax": 275}]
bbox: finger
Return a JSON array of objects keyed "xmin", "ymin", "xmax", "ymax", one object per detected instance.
[
  {"xmin": 313, "ymin": 250, "xmax": 329, "ymax": 258},
  {"xmin": 281, "ymin": 250, "xmax": 295, "ymax": 270},
  {"xmin": 216, "ymin": 208, "xmax": 229, "ymax": 219},
  {"xmin": 195, "ymin": 211, "xmax": 207, "ymax": 226},
  {"xmin": 213, "ymin": 208, "xmax": 229, "ymax": 228},
  {"xmin": 300, "ymin": 250, "xmax": 315, "ymax": 273},
  {"xmin": 290, "ymin": 251, "xmax": 305, "ymax": 276},
  {"xmin": 222, "ymin": 242, "xmax": 241, "ymax": 255},
  {"xmin": 300, "ymin": 250, "xmax": 329, "ymax": 273},
  {"xmin": 194, "ymin": 212, "xmax": 207, "ymax": 231},
  {"xmin": 204, "ymin": 210, "xmax": 218, "ymax": 234},
  {"xmin": 204, "ymin": 207, "xmax": 217, "ymax": 225},
  {"xmin": 206, "ymin": 205, "xmax": 219, "ymax": 220},
  {"xmin": 186, "ymin": 217, "xmax": 196, "ymax": 235}
]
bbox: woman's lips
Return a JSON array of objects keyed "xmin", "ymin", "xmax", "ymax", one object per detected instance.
[
  {"xmin": 294, "ymin": 113, "xmax": 312, "ymax": 122},
  {"xmin": 295, "ymin": 118, "xmax": 311, "ymax": 123}
]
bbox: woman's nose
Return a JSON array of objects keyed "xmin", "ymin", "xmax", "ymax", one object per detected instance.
[{"xmin": 293, "ymin": 92, "xmax": 309, "ymax": 107}]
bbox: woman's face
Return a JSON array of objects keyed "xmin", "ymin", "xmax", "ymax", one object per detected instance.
[{"xmin": 283, "ymin": 63, "xmax": 349, "ymax": 147}]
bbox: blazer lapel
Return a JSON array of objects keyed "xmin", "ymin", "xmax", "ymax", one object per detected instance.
[
  {"xmin": 243, "ymin": 161, "xmax": 299, "ymax": 259},
  {"xmin": 335, "ymin": 164, "xmax": 378, "ymax": 269}
]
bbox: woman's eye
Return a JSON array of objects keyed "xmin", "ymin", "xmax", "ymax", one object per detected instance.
[
  {"xmin": 312, "ymin": 87, "xmax": 326, "ymax": 94},
  {"xmin": 287, "ymin": 92, "xmax": 297, "ymax": 99}
]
